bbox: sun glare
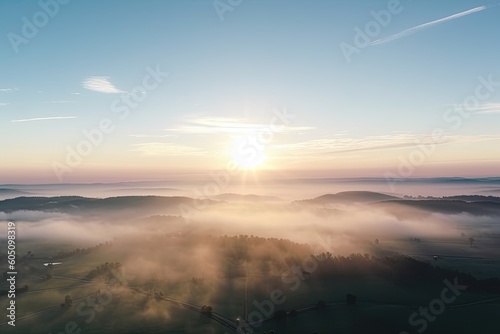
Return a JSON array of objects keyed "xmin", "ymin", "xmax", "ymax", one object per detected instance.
[
  {"xmin": 233, "ymin": 152, "xmax": 266, "ymax": 169},
  {"xmin": 231, "ymin": 149, "xmax": 266, "ymax": 169}
]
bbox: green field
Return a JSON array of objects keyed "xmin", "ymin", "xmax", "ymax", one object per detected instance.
[{"xmin": 1, "ymin": 233, "xmax": 499, "ymax": 334}]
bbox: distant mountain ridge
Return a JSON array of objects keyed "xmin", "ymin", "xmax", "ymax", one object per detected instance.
[
  {"xmin": 294, "ymin": 191, "xmax": 500, "ymax": 217},
  {"xmin": 0, "ymin": 188, "xmax": 31, "ymax": 195},
  {"xmin": 0, "ymin": 196, "xmax": 217, "ymax": 216},
  {"xmin": 2, "ymin": 192, "xmax": 500, "ymax": 218},
  {"xmin": 297, "ymin": 191, "xmax": 398, "ymax": 204},
  {"xmin": 374, "ymin": 199, "xmax": 500, "ymax": 216},
  {"xmin": 212, "ymin": 193, "xmax": 281, "ymax": 202},
  {"xmin": 286, "ymin": 177, "xmax": 500, "ymax": 184}
]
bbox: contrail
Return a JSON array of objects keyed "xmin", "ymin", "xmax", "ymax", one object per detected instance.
[
  {"xmin": 11, "ymin": 116, "xmax": 77, "ymax": 123},
  {"xmin": 371, "ymin": 6, "xmax": 488, "ymax": 46}
]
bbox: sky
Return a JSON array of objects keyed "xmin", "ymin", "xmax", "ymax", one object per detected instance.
[{"xmin": 0, "ymin": 0, "xmax": 499, "ymax": 183}]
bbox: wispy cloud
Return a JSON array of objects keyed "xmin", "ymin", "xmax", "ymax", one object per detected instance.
[
  {"xmin": 272, "ymin": 133, "xmax": 500, "ymax": 156},
  {"xmin": 129, "ymin": 134, "xmax": 175, "ymax": 138},
  {"xmin": 0, "ymin": 103, "xmax": 9, "ymax": 107},
  {"xmin": 131, "ymin": 142, "xmax": 206, "ymax": 156},
  {"xmin": 82, "ymin": 76, "xmax": 124, "ymax": 94},
  {"xmin": 272, "ymin": 134, "xmax": 435, "ymax": 155},
  {"xmin": 167, "ymin": 117, "xmax": 313, "ymax": 134},
  {"xmin": 0, "ymin": 88, "xmax": 19, "ymax": 93},
  {"xmin": 472, "ymin": 103, "xmax": 500, "ymax": 114},
  {"xmin": 11, "ymin": 116, "xmax": 77, "ymax": 123},
  {"xmin": 371, "ymin": 6, "xmax": 489, "ymax": 46},
  {"xmin": 42, "ymin": 100, "xmax": 76, "ymax": 104}
]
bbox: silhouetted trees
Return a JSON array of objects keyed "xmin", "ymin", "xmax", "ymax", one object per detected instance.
[
  {"xmin": 18, "ymin": 285, "xmax": 29, "ymax": 293},
  {"xmin": 201, "ymin": 305, "xmax": 212, "ymax": 315},
  {"xmin": 62, "ymin": 295, "xmax": 72, "ymax": 307},
  {"xmin": 88, "ymin": 262, "xmax": 122, "ymax": 280},
  {"xmin": 55, "ymin": 242, "xmax": 114, "ymax": 259},
  {"xmin": 309, "ymin": 252, "xmax": 499, "ymax": 293},
  {"xmin": 469, "ymin": 237, "xmax": 476, "ymax": 247},
  {"xmin": 346, "ymin": 294, "xmax": 357, "ymax": 305}
]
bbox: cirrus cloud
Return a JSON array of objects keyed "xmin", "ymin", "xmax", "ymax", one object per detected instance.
[
  {"xmin": 371, "ymin": 6, "xmax": 489, "ymax": 46},
  {"xmin": 82, "ymin": 76, "xmax": 124, "ymax": 94},
  {"xmin": 166, "ymin": 117, "xmax": 314, "ymax": 134}
]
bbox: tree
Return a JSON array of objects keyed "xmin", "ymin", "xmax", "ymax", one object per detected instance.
[
  {"xmin": 346, "ymin": 293, "xmax": 357, "ymax": 305},
  {"xmin": 317, "ymin": 300, "xmax": 326, "ymax": 309},
  {"xmin": 469, "ymin": 237, "xmax": 475, "ymax": 247},
  {"xmin": 201, "ymin": 305, "xmax": 212, "ymax": 315},
  {"xmin": 316, "ymin": 252, "xmax": 333, "ymax": 261},
  {"xmin": 64, "ymin": 295, "xmax": 73, "ymax": 307},
  {"xmin": 18, "ymin": 285, "xmax": 29, "ymax": 293}
]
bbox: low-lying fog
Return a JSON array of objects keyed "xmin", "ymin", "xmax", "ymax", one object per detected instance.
[
  {"xmin": 1, "ymin": 197, "xmax": 499, "ymax": 257},
  {"xmin": 1, "ymin": 185, "xmax": 500, "ymax": 334}
]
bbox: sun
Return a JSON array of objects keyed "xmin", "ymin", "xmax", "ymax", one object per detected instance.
[
  {"xmin": 231, "ymin": 149, "xmax": 266, "ymax": 170},
  {"xmin": 230, "ymin": 138, "xmax": 267, "ymax": 170}
]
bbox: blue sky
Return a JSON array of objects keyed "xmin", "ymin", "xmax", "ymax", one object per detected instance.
[{"xmin": 1, "ymin": 0, "xmax": 499, "ymax": 183}]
